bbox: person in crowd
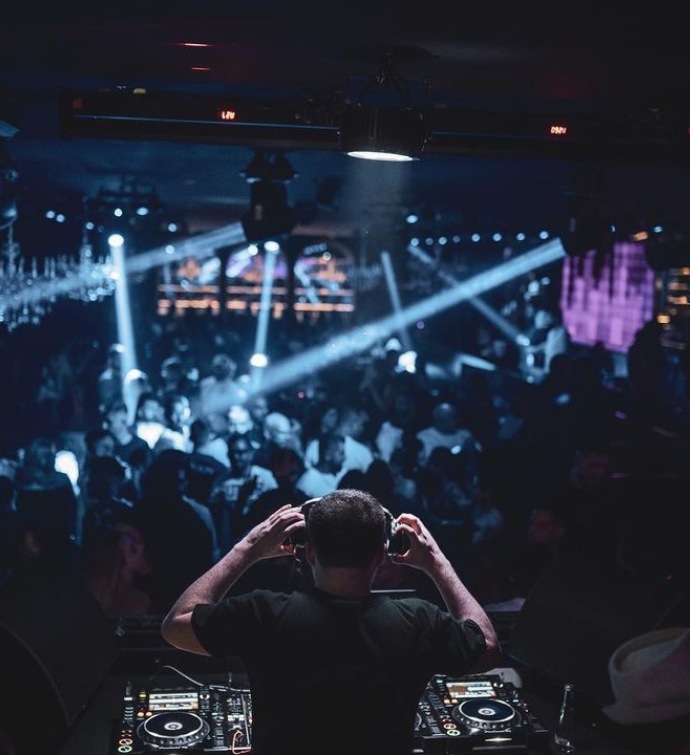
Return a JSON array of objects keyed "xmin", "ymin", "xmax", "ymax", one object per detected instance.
[
  {"xmin": 545, "ymin": 441, "xmax": 623, "ymax": 568},
  {"xmin": 0, "ymin": 507, "xmax": 84, "ymax": 585},
  {"xmin": 209, "ymin": 432, "xmax": 279, "ymax": 551},
  {"xmin": 252, "ymin": 410, "xmax": 304, "ymax": 477},
  {"xmin": 133, "ymin": 390, "xmax": 166, "ymax": 450},
  {"xmin": 295, "ymin": 431, "xmax": 346, "ymax": 498},
  {"xmin": 505, "ymin": 503, "xmax": 568, "ymax": 603},
  {"xmin": 626, "ymin": 319, "xmax": 670, "ymax": 444},
  {"xmin": 334, "ymin": 404, "xmax": 375, "ymax": 472},
  {"xmin": 137, "ymin": 449, "xmax": 219, "ymax": 613},
  {"xmin": 161, "ymin": 488, "xmax": 500, "ymax": 755},
  {"xmin": 158, "ymin": 355, "xmax": 194, "ymax": 399},
  {"xmin": 242, "ymin": 448, "xmax": 309, "ymax": 532},
  {"xmin": 415, "ymin": 446, "xmax": 475, "ymax": 570},
  {"xmin": 197, "ymin": 352, "xmax": 248, "ymax": 436},
  {"xmin": 374, "ymin": 385, "xmax": 423, "ymax": 463},
  {"xmin": 242, "ymin": 394, "xmax": 271, "ymax": 448},
  {"xmin": 153, "ymin": 392, "xmax": 193, "ymax": 454},
  {"xmin": 96, "ymin": 342, "xmax": 125, "ymax": 415},
  {"xmin": 83, "ymin": 426, "xmax": 116, "ymax": 460},
  {"xmin": 387, "ymin": 444, "xmax": 423, "ymax": 513},
  {"xmin": 103, "ymin": 398, "xmax": 153, "ymax": 468},
  {"xmin": 81, "ymin": 454, "xmax": 138, "ymax": 513},
  {"xmin": 301, "ymin": 400, "xmax": 340, "ymax": 453},
  {"xmin": 81, "ymin": 502, "xmax": 152, "ymax": 618},
  {"xmin": 13, "ymin": 436, "xmax": 80, "ymax": 546},
  {"xmin": 185, "ymin": 446, "xmax": 228, "ymax": 514},
  {"xmin": 121, "ymin": 368, "xmax": 153, "ymax": 427},
  {"xmin": 35, "ymin": 350, "xmax": 74, "ymax": 437},
  {"xmin": 189, "ymin": 416, "xmax": 229, "ymax": 468},
  {"xmin": 358, "ymin": 336, "xmax": 405, "ymax": 419},
  {"xmin": 520, "ymin": 302, "xmax": 570, "ymax": 384},
  {"xmin": 304, "ymin": 405, "xmax": 374, "ymax": 475},
  {"xmin": 415, "ymin": 400, "xmax": 479, "ymax": 466}
]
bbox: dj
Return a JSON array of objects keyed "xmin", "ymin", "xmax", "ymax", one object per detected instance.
[{"xmin": 162, "ymin": 488, "xmax": 501, "ymax": 755}]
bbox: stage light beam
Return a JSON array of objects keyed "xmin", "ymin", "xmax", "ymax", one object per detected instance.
[
  {"xmin": 380, "ymin": 250, "xmax": 412, "ymax": 351},
  {"xmin": 109, "ymin": 234, "xmax": 138, "ymax": 395},
  {"xmin": 250, "ymin": 244, "xmax": 278, "ymax": 392},
  {"xmin": 254, "ymin": 238, "xmax": 566, "ymax": 397},
  {"xmin": 406, "ymin": 244, "xmax": 522, "ymax": 343}
]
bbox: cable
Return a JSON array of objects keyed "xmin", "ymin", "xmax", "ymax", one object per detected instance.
[
  {"xmin": 231, "ymin": 727, "xmax": 251, "ymax": 753},
  {"xmin": 148, "ymin": 663, "xmax": 231, "ymax": 690}
]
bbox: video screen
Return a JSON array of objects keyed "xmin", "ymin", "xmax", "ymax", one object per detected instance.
[
  {"xmin": 445, "ymin": 680, "xmax": 496, "ymax": 699},
  {"xmin": 149, "ymin": 691, "xmax": 200, "ymax": 711}
]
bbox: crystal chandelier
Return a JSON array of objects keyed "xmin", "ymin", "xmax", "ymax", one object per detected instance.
[{"xmin": 0, "ymin": 207, "xmax": 116, "ymax": 333}]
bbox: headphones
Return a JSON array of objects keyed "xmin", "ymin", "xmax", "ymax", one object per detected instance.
[{"xmin": 289, "ymin": 497, "xmax": 409, "ymax": 555}]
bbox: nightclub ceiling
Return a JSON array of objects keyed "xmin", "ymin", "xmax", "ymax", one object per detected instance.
[{"xmin": 2, "ymin": 2, "xmax": 690, "ymax": 249}]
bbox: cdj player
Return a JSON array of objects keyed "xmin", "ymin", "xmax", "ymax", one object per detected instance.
[
  {"xmin": 112, "ymin": 670, "xmax": 547, "ymax": 754},
  {"xmin": 112, "ymin": 678, "xmax": 252, "ymax": 754},
  {"xmin": 415, "ymin": 673, "xmax": 549, "ymax": 753}
]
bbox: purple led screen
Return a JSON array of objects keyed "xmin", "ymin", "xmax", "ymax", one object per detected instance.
[{"xmin": 560, "ymin": 241, "xmax": 655, "ymax": 353}]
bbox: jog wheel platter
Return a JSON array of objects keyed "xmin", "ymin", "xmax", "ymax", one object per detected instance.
[
  {"xmin": 138, "ymin": 712, "xmax": 210, "ymax": 749},
  {"xmin": 415, "ymin": 673, "xmax": 548, "ymax": 752},
  {"xmin": 112, "ymin": 680, "xmax": 252, "ymax": 754},
  {"xmin": 452, "ymin": 698, "xmax": 518, "ymax": 731}
]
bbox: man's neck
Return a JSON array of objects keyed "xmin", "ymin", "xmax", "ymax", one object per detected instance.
[{"xmin": 313, "ymin": 566, "xmax": 377, "ymax": 598}]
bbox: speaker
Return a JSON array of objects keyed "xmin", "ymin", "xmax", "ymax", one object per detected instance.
[
  {"xmin": 507, "ymin": 554, "xmax": 688, "ymax": 709},
  {"xmin": 0, "ymin": 567, "xmax": 120, "ymax": 755},
  {"xmin": 288, "ymin": 496, "xmax": 409, "ymax": 555}
]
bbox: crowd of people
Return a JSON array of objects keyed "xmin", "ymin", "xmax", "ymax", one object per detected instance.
[{"xmin": 1, "ymin": 302, "xmax": 689, "ymax": 622}]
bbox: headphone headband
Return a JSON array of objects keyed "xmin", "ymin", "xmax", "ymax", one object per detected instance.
[{"xmin": 291, "ymin": 495, "xmax": 407, "ymax": 554}]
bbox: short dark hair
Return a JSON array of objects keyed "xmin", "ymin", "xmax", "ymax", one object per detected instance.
[{"xmin": 307, "ymin": 488, "xmax": 387, "ymax": 568}]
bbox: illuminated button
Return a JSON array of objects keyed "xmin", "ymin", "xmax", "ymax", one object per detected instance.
[
  {"xmin": 118, "ymin": 747, "xmax": 132, "ymax": 753},
  {"xmin": 446, "ymin": 730, "xmax": 460, "ymax": 736},
  {"xmin": 443, "ymin": 723, "xmax": 457, "ymax": 730},
  {"xmin": 118, "ymin": 738, "xmax": 133, "ymax": 745}
]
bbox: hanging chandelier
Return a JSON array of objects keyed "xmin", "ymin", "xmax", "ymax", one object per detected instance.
[{"xmin": 0, "ymin": 201, "xmax": 116, "ymax": 333}]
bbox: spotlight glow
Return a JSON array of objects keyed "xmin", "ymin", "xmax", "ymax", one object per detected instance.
[
  {"xmin": 347, "ymin": 150, "xmax": 416, "ymax": 162},
  {"xmin": 108, "ymin": 233, "xmax": 125, "ymax": 248},
  {"xmin": 250, "ymin": 353, "xmax": 269, "ymax": 368}
]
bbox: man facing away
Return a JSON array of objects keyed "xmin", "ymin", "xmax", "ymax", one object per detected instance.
[{"xmin": 162, "ymin": 488, "xmax": 501, "ymax": 755}]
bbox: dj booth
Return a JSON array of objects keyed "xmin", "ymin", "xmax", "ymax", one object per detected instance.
[
  {"xmin": 54, "ymin": 645, "xmax": 632, "ymax": 755},
  {"xmin": 1, "ymin": 558, "xmax": 688, "ymax": 755}
]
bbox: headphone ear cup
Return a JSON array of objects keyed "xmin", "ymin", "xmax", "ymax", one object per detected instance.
[
  {"xmin": 383, "ymin": 507, "xmax": 410, "ymax": 555},
  {"xmin": 288, "ymin": 497, "xmax": 320, "ymax": 549},
  {"xmin": 388, "ymin": 526, "xmax": 410, "ymax": 555}
]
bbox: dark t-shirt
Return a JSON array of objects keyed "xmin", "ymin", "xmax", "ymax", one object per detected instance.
[{"xmin": 192, "ymin": 588, "xmax": 486, "ymax": 755}]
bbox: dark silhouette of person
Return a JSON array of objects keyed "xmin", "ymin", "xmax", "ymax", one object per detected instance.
[{"xmin": 136, "ymin": 450, "xmax": 218, "ymax": 614}]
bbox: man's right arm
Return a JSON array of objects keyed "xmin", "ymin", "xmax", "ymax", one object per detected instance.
[
  {"xmin": 161, "ymin": 505, "xmax": 304, "ymax": 655},
  {"xmin": 392, "ymin": 513, "xmax": 502, "ymax": 671}
]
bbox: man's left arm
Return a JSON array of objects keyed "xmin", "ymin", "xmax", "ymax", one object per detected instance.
[{"xmin": 161, "ymin": 504, "xmax": 303, "ymax": 655}]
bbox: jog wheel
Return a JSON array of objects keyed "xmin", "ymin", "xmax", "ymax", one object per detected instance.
[
  {"xmin": 137, "ymin": 711, "xmax": 210, "ymax": 748},
  {"xmin": 451, "ymin": 698, "xmax": 519, "ymax": 732}
]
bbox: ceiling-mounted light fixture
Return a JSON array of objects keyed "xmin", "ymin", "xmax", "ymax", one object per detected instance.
[
  {"xmin": 241, "ymin": 149, "xmax": 297, "ymax": 183},
  {"xmin": 240, "ymin": 149, "xmax": 298, "ymax": 242},
  {"xmin": 339, "ymin": 54, "xmax": 428, "ymax": 162}
]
